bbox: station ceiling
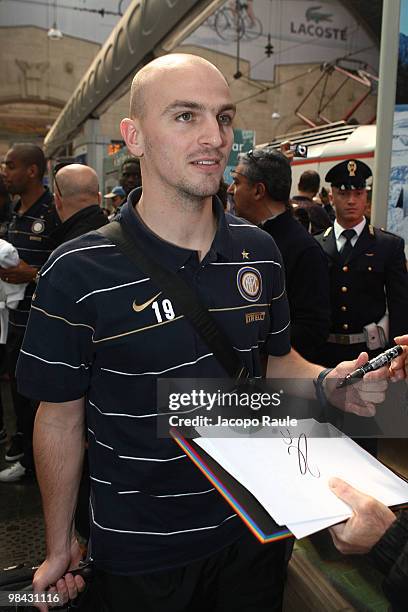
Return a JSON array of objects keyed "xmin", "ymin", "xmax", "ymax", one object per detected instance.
[
  {"xmin": 0, "ymin": 0, "xmax": 383, "ymax": 155},
  {"xmin": 343, "ymin": 0, "xmax": 383, "ymax": 44}
]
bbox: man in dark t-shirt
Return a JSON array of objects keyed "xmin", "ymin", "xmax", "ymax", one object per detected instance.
[
  {"xmin": 0, "ymin": 144, "xmax": 59, "ymax": 481},
  {"xmin": 292, "ymin": 169, "xmax": 331, "ymax": 234},
  {"xmin": 228, "ymin": 149, "xmax": 330, "ymax": 362},
  {"xmin": 50, "ymin": 163, "xmax": 107, "ymax": 248}
]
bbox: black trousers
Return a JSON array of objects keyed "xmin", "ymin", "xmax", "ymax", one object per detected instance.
[
  {"xmin": 6, "ymin": 327, "xmax": 37, "ymax": 469},
  {"xmin": 92, "ymin": 531, "xmax": 288, "ymax": 612}
]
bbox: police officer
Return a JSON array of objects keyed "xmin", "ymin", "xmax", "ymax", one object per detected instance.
[
  {"xmin": 315, "ymin": 159, "xmax": 408, "ymax": 367},
  {"xmin": 315, "ymin": 160, "xmax": 408, "ymax": 453}
]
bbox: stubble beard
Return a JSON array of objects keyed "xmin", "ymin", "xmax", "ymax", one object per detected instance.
[
  {"xmin": 144, "ymin": 136, "xmax": 223, "ymax": 209},
  {"xmin": 175, "ymin": 176, "xmax": 221, "ymax": 208}
]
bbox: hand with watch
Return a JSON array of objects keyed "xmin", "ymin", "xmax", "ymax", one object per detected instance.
[{"xmin": 314, "ymin": 351, "xmax": 389, "ymax": 417}]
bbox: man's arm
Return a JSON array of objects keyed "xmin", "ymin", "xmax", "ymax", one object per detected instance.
[
  {"xmin": 32, "ymin": 399, "xmax": 86, "ymax": 611},
  {"xmin": 267, "ymin": 349, "xmax": 387, "ymax": 416},
  {"xmin": 328, "ymin": 478, "xmax": 408, "ymax": 610},
  {"xmin": 267, "ymin": 347, "xmax": 321, "ymax": 384}
]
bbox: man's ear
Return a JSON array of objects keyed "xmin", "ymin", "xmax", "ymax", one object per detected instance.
[
  {"xmin": 120, "ymin": 118, "xmax": 144, "ymax": 158},
  {"xmin": 253, "ymin": 181, "xmax": 266, "ymax": 200},
  {"xmin": 27, "ymin": 164, "xmax": 38, "ymax": 180},
  {"xmin": 54, "ymin": 191, "xmax": 62, "ymax": 211},
  {"xmin": 97, "ymin": 191, "xmax": 102, "ymax": 205}
]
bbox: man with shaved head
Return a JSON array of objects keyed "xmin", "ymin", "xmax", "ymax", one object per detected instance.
[
  {"xmin": 0, "ymin": 143, "xmax": 59, "ymax": 483},
  {"xmin": 50, "ymin": 163, "xmax": 107, "ymax": 246},
  {"xmin": 17, "ymin": 55, "xmax": 389, "ymax": 611}
]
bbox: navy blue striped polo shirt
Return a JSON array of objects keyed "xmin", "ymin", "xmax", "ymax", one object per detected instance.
[
  {"xmin": 6, "ymin": 188, "xmax": 59, "ymax": 329},
  {"xmin": 17, "ymin": 191, "xmax": 291, "ymax": 574}
]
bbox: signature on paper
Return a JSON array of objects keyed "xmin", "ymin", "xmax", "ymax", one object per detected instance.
[{"xmin": 280, "ymin": 429, "xmax": 320, "ymax": 478}]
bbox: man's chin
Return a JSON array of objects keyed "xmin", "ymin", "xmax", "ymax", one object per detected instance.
[{"xmin": 180, "ymin": 179, "xmax": 222, "ymax": 199}]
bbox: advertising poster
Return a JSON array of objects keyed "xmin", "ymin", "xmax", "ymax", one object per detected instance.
[
  {"xmin": 184, "ymin": 0, "xmax": 378, "ymax": 82},
  {"xmin": 224, "ymin": 129, "xmax": 255, "ymax": 182},
  {"xmin": 388, "ymin": 0, "xmax": 408, "ymax": 243}
]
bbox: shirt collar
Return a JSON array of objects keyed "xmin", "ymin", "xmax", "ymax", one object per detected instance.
[
  {"xmin": 334, "ymin": 217, "xmax": 366, "ymax": 240},
  {"xmin": 120, "ymin": 188, "xmax": 233, "ymax": 272},
  {"xmin": 14, "ymin": 187, "xmax": 53, "ymax": 215},
  {"xmin": 260, "ymin": 209, "xmax": 288, "ymax": 227},
  {"xmin": 50, "ymin": 204, "xmax": 101, "ymax": 238}
]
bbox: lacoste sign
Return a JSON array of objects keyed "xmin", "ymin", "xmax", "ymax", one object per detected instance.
[{"xmin": 290, "ymin": 4, "xmax": 348, "ymax": 41}]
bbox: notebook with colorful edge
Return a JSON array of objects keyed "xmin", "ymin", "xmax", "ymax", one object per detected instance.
[{"xmin": 171, "ymin": 427, "xmax": 293, "ymax": 544}]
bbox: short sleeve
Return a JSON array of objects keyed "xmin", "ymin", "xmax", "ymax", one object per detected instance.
[{"xmin": 16, "ymin": 269, "xmax": 94, "ymax": 402}]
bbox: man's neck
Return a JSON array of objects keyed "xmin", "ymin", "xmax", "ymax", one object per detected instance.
[
  {"xmin": 336, "ymin": 216, "xmax": 365, "ymax": 230},
  {"xmin": 296, "ymin": 191, "xmax": 314, "ymax": 201},
  {"xmin": 257, "ymin": 199, "xmax": 286, "ymax": 224},
  {"xmin": 136, "ymin": 187, "xmax": 217, "ymax": 262},
  {"xmin": 19, "ymin": 184, "xmax": 46, "ymax": 213},
  {"xmin": 60, "ymin": 202, "xmax": 96, "ymax": 223}
]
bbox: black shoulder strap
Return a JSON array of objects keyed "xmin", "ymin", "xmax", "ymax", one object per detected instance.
[{"xmin": 97, "ymin": 222, "xmax": 248, "ymax": 381}]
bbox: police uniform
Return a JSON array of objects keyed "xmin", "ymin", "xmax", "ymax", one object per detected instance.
[{"xmin": 315, "ymin": 160, "xmax": 408, "ymax": 366}]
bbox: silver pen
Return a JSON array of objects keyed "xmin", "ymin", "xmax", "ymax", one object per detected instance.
[{"xmin": 336, "ymin": 345, "xmax": 404, "ymax": 388}]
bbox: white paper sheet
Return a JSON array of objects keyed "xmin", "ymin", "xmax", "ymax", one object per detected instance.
[
  {"xmin": 194, "ymin": 419, "xmax": 408, "ymax": 538},
  {"xmin": 285, "ymin": 513, "xmax": 351, "ymax": 539}
]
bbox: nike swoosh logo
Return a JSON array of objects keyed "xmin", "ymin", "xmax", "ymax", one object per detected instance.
[{"xmin": 132, "ymin": 292, "xmax": 162, "ymax": 313}]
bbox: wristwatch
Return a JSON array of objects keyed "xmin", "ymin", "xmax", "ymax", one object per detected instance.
[{"xmin": 313, "ymin": 367, "xmax": 333, "ymax": 410}]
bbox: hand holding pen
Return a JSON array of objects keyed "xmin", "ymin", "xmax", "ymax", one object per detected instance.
[
  {"xmin": 324, "ymin": 350, "xmax": 397, "ymax": 417},
  {"xmin": 337, "ymin": 346, "xmax": 404, "ymax": 388}
]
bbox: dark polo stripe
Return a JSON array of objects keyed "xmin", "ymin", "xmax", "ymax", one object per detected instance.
[{"xmin": 7, "ymin": 189, "xmax": 59, "ymax": 328}]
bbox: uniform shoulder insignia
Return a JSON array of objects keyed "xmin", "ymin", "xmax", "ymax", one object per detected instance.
[
  {"xmin": 377, "ymin": 226, "xmax": 401, "ymax": 239},
  {"xmin": 323, "ymin": 227, "xmax": 332, "ymax": 237}
]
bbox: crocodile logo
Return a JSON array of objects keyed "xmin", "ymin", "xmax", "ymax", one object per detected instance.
[{"xmin": 306, "ymin": 5, "xmax": 333, "ymax": 23}]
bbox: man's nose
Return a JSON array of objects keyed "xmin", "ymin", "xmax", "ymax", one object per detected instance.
[
  {"xmin": 198, "ymin": 117, "xmax": 224, "ymax": 148},
  {"xmin": 227, "ymin": 182, "xmax": 235, "ymax": 194}
]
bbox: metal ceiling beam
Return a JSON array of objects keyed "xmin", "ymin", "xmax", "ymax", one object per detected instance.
[{"xmin": 43, "ymin": 0, "xmax": 223, "ymax": 157}]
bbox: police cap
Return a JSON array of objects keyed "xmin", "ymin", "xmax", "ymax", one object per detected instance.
[{"xmin": 325, "ymin": 159, "xmax": 372, "ymax": 190}]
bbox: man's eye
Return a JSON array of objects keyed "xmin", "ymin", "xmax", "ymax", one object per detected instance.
[
  {"xmin": 177, "ymin": 112, "xmax": 193, "ymax": 122},
  {"xmin": 219, "ymin": 114, "xmax": 232, "ymax": 125}
]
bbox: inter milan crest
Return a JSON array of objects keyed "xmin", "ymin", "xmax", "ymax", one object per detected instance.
[
  {"xmin": 237, "ymin": 266, "xmax": 262, "ymax": 302},
  {"xmin": 31, "ymin": 220, "xmax": 45, "ymax": 234}
]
